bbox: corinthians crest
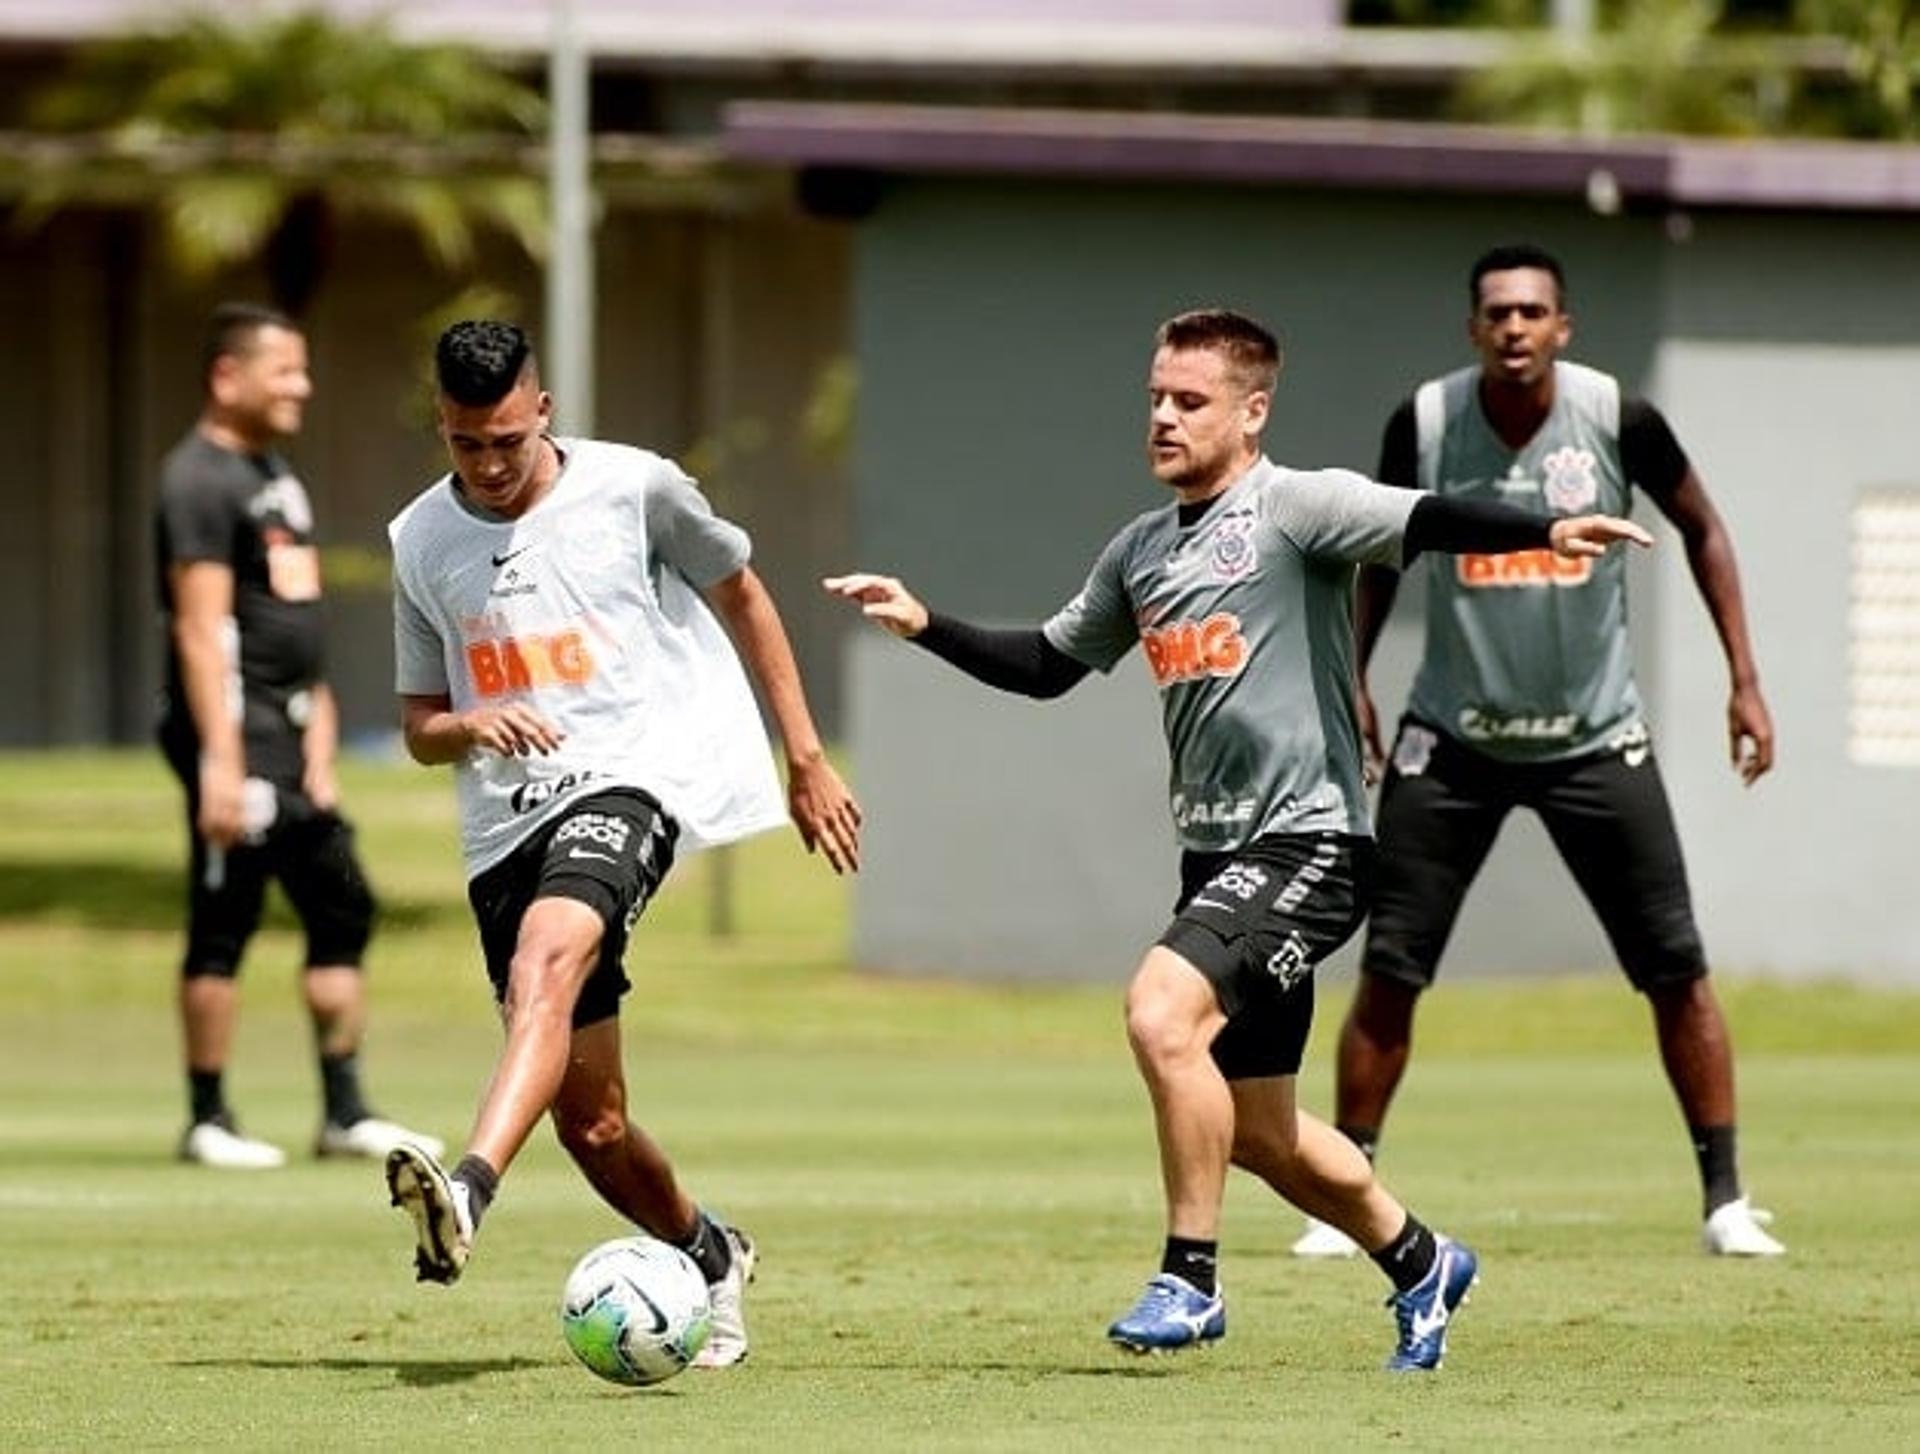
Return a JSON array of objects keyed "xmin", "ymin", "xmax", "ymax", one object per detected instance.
[
  {"xmin": 1540, "ymin": 446, "xmax": 1600, "ymax": 512},
  {"xmin": 1209, "ymin": 514, "xmax": 1258, "ymax": 581}
]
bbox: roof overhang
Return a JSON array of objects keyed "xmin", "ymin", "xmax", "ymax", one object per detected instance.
[{"xmin": 724, "ymin": 101, "xmax": 1920, "ymax": 215}]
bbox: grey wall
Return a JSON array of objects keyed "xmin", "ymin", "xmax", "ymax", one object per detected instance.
[
  {"xmin": 1647, "ymin": 214, "xmax": 1920, "ymax": 986},
  {"xmin": 845, "ymin": 175, "xmax": 1919, "ymax": 986}
]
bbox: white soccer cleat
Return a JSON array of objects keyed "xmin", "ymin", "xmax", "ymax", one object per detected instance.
[
  {"xmin": 692, "ymin": 1225, "xmax": 756, "ymax": 1368},
  {"xmin": 1291, "ymin": 1216, "xmax": 1360, "ymax": 1259},
  {"xmin": 385, "ymin": 1144, "xmax": 474, "ymax": 1284},
  {"xmin": 179, "ymin": 1119, "xmax": 287, "ymax": 1170},
  {"xmin": 315, "ymin": 1116, "xmax": 446, "ymax": 1161},
  {"xmin": 1702, "ymin": 1196, "xmax": 1785, "ymax": 1257}
]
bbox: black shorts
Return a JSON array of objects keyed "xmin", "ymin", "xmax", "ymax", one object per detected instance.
[
  {"xmin": 467, "ymin": 788, "xmax": 679, "ymax": 1030},
  {"xmin": 1362, "ymin": 719, "xmax": 1707, "ymax": 994},
  {"xmin": 1159, "ymin": 832, "xmax": 1374, "ymax": 1081},
  {"xmin": 172, "ymin": 773, "xmax": 375, "ymax": 978}
]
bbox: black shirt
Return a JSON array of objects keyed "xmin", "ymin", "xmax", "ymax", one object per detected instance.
[{"xmin": 155, "ymin": 432, "xmax": 326, "ymax": 786}]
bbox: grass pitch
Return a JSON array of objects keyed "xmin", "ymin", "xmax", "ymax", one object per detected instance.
[{"xmin": 0, "ymin": 752, "xmax": 1916, "ymax": 1449}]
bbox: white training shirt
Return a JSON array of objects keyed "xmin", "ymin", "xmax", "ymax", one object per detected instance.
[{"xmin": 389, "ymin": 439, "xmax": 788, "ymax": 879}]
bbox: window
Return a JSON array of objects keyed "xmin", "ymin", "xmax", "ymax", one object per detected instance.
[{"xmin": 1849, "ymin": 490, "xmax": 1920, "ymax": 767}]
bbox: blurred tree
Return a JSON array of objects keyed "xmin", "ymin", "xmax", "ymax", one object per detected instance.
[
  {"xmin": 1797, "ymin": 0, "xmax": 1920, "ymax": 134},
  {"xmin": 24, "ymin": 7, "xmax": 546, "ymax": 312},
  {"xmin": 1457, "ymin": 0, "xmax": 1785, "ymax": 133}
]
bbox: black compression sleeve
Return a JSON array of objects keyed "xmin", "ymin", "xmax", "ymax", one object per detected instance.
[
  {"xmin": 1377, "ymin": 400, "xmax": 1418, "ymax": 488},
  {"xmin": 1404, "ymin": 493, "xmax": 1554, "ymax": 562},
  {"xmin": 1620, "ymin": 397, "xmax": 1691, "ymax": 500},
  {"xmin": 911, "ymin": 612, "xmax": 1091, "ymax": 699}
]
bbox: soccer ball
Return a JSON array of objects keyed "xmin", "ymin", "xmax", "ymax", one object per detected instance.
[{"xmin": 559, "ymin": 1235, "xmax": 713, "ymax": 1386}]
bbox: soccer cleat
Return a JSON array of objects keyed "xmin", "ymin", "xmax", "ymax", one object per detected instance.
[
  {"xmin": 1107, "ymin": 1273, "xmax": 1227, "ymax": 1353},
  {"xmin": 692, "ymin": 1224, "xmax": 757, "ymax": 1368},
  {"xmin": 1384, "ymin": 1236, "xmax": 1478, "ymax": 1372},
  {"xmin": 1702, "ymin": 1196, "xmax": 1785, "ymax": 1257},
  {"xmin": 179, "ymin": 1118, "xmax": 287, "ymax": 1170},
  {"xmin": 1291, "ymin": 1216, "xmax": 1360, "ymax": 1259},
  {"xmin": 315, "ymin": 1116, "xmax": 445, "ymax": 1162},
  {"xmin": 385, "ymin": 1143, "xmax": 473, "ymax": 1285}
]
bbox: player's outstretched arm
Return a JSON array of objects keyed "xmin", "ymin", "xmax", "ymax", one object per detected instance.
[
  {"xmin": 1547, "ymin": 514, "xmax": 1657, "ymax": 557},
  {"xmin": 824, "ymin": 573, "xmax": 1091, "ymax": 700},
  {"xmin": 709, "ymin": 567, "xmax": 862, "ymax": 874}
]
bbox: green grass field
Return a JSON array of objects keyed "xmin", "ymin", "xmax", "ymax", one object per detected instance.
[{"xmin": 1, "ymin": 752, "xmax": 1916, "ymax": 1449}]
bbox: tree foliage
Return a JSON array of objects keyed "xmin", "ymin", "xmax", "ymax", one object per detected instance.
[{"xmin": 24, "ymin": 7, "xmax": 548, "ymax": 309}]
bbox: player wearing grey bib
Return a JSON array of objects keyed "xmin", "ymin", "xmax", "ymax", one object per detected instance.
[
  {"xmin": 1300, "ymin": 246, "xmax": 1783, "ymax": 1263},
  {"xmin": 382, "ymin": 322, "xmax": 861, "ymax": 1371},
  {"xmin": 828, "ymin": 309, "xmax": 1650, "ymax": 1370}
]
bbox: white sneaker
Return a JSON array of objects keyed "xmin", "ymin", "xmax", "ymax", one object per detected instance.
[
  {"xmin": 692, "ymin": 1225, "xmax": 756, "ymax": 1368},
  {"xmin": 1291, "ymin": 1216, "xmax": 1360, "ymax": 1259},
  {"xmin": 385, "ymin": 1144, "xmax": 474, "ymax": 1284},
  {"xmin": 316, "ymin": 1117, "xmax": 445, "ymax": 1161},
  {"xmin": 1702, "ymin": 1196, "xmax": 1785, "ymax": 1257},
  {"xmin": 179, "ymin": 1119, "xmax": 287, "ymax": 1170}
]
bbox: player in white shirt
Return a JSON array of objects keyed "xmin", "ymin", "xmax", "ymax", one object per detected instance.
[{"xmin": 382, "ymin": 321, "xmax": 860, "ymax": 1369}]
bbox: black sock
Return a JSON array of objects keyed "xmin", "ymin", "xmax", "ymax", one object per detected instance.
[
  {"xmin": 1691, "ymin": 1124, "xmax": 1742, "ymax": 1215},
  {"xmin": 1161, "ymin": 1236, "xmax": 1219, "ymax": 1295},
  {"xmin": 452, "ymin": 1154, "xmax": 499, "ymax": 1229},
  {"xmin": 1337, "ymin": 1123, "xmax": 1380, "ymax": 1163},
  {"xmin": 1372, "ymin": 1213, "xmax": 1438, "ymax": 1294},
  {"xmin": 677, "ymin": 1209, "xmax": 734, "ymax": 1284},
  {"xmin": 188, "ymin": 1069, "xmax": 226, "ymax": 1126},
  {"xmin": 319, "ymin": 1050, "xmax": 372, "ymax": 1128}
]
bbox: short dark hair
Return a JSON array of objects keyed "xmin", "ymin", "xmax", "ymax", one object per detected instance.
[
  {"xmin": 202, "ymin": 302, "xmax": 297, "ymax": 387},
  {"xmin": 1470, "ymin": 245, "xmax": 1567, "ymax": 310},
  {"xmin": 436, "ymin": 320, "xmax": 536, "ymax": 406},
  {"xmin": 1155, "ymin": 309, "xmax": 1282, "ymax": 395}
]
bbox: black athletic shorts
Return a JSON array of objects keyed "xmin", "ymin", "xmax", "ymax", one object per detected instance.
[
  {"xmin": 1362, "ymin": 718, "xmax": 1707, "ymax": 993},
  {"xmin": 467, "ymin": 788, "xmax": 679, "ymax": 1030},
  {"xmin": 167, "ymin": 755, "xmax": 375, "ymax": 978},
  {"xmin": 1159, "ymin": 831, "xmax": 1374, "ymax": 1081}
]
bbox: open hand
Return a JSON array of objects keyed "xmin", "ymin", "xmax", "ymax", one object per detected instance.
[
  {"xmin": 822, "ymin": 573, "xmax": 930, "ymax": 639},
  {"xmin": 1549, "ymin": 514, "xmax": 1655, "ymax": 557}
]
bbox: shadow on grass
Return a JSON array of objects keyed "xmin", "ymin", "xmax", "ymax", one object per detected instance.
[
  {"xmin": 0, "ymin": 859, "xmax": 453, "ymax": 933},
  {"xmin": 173, "ymin": 1355, "xmax": 552, "ymax": 1388}
]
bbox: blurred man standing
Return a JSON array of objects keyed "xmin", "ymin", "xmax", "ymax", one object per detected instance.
[
  {"xmin": 1294, "ymin": 245, "xmax": 1782, "ymax": 1260},
  {"xmin": 156, "ymin": 303, "xmax": 440, "ymax": 1169}
]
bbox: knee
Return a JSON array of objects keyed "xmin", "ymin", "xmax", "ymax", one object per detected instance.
[
  {"xmin": 554, "ymin": 1104, "xmax": 626, "ymax": 1161},
  {"xmin": 1349, "ymin": 974, "xmax": 1419, "ymax": 1043},
  {"xmin": 503, "ymin": 946, "xmax": 587, "ymax": 1027},
  {"xmin": 1231, "ymin": 1118, "xmax": 1299, "ymax": 1175},
  {"xmin": 1124, "ymin": 979, "xmax": 1206, "ymax": 1068}
]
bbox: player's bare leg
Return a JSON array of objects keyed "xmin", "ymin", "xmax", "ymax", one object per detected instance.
[
  {"xmin": 1232, "ymin": 1073, "xmax": 1479, "ymax": 1370},
  {"xmin": 1229, "ymin": 1077, "xmax": 1401, "ymax": 1247},
  {"xmin": 552, "ymin": 1008, "xmax": 755, "ymax": 1365},
  {"xmin": 551, "ymin": 1017, "xmax": 698, "ymax": 1237},
  {"xmin": 1108, "ymin": 948, "xmax": 1232, "ymax": 1351},
  {"xmin": 1334, "ymin": 972, "xmax": 1421, "ymax": 1135},
  {"xmin": 178, "ymin": 973, "xmax": 286, "ymax": 1168},
  {"xmin": 1648, "ymin": 976, "xmax": 1782, "ymax": 1254},
  {"xmin": 388, "ymin": 896, "xmax": 599, "ymax": 1283}
]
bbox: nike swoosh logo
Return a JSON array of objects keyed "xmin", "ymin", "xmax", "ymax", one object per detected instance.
[
  {"xmin": 624, "ymin": 1282, "xmax": 668, "ymax": 1335},
  {"xmin": 567, "ymin": 847, "xmax": 617, "ymax": 863},
  {"xmin": 491, "ymin": 546, "xmax": 531, "ymax": 567}
]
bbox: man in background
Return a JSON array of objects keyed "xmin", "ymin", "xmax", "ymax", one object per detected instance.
[
  {"xmin": 156, "ymin": 302, "xmax": 440, "ymax": 1169},
  {"xmin": 1294, "ymin": 245, "xmax": 1782, "ymax": 1260}
]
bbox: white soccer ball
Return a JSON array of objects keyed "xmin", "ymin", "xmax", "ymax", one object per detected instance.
[{"xmin": 559, "ymin": 1235, "xmax": 712, "ymax": 1386}]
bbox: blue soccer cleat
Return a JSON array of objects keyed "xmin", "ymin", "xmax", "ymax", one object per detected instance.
[
  {"xmin": 1107, "ymin": 1273, "xmax": 1226, "ymax": 1352},
  {"xmin": 1384, "ymin": 1236, "xmax": 1478, "ymax": 1372}
]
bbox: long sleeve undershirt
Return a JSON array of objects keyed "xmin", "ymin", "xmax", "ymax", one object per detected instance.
[{"xmin": 907, "ymin": 491, "xmax": 1555, "ymax": 698}]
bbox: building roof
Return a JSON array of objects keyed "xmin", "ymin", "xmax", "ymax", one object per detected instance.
[{"xmin": 723, "ymin": 101, "xmax": 1920, "ymax": 214}]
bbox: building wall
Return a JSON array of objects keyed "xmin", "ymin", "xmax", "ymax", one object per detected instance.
[
  {"xmin": 0, "ymin": 199, "xmax": 853, "ymax": 751},
  {"xmin": 844, "ymin": 175, "xmax": 1920, "ymax": 984},
  {"xmin": 1648, "ymin": 213, "xmax": 1920, "ymax": 985}
]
